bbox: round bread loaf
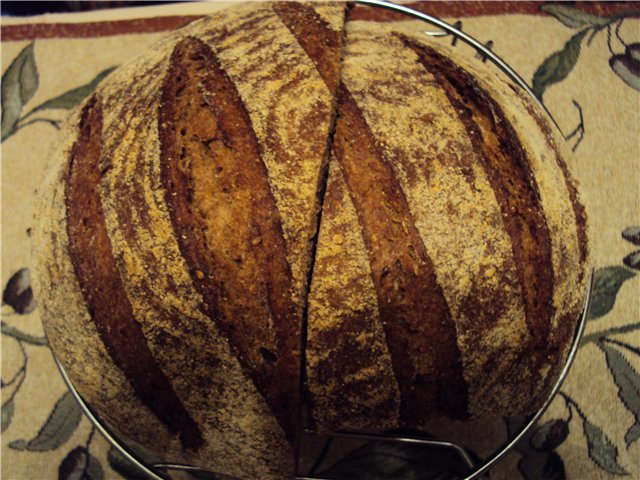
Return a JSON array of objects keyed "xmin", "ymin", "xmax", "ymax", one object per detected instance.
[{"xmin": 31, "ymin": 2, "xmax": 589, "ymax": 479}]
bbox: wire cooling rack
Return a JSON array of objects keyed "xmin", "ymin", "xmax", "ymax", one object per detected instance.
[{"xmin": 53, "ymin": 2, "xmax": 594, "ymax": 479}]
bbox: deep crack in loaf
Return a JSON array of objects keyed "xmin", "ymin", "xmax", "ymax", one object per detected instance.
[{"xmin": 31, "ymin": 2, "xmax": 589, "ymax": 479}]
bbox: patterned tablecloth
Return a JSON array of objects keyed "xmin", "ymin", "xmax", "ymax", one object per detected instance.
[{"xmin": 1, "ymin": 2, "xmax": 639, "ymax": 479}]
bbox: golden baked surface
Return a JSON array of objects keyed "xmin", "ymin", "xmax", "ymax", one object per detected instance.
[
  {"xmin": 33, "ymin": 3, "xmax": 346, "ymax": 479},
  {"xmin": 31, "ymin": 3, "xmax": 588, "ymax": 479},
  {"xmin": 307, "ymin": 21, "xmax": 588, "ymax": 433}
]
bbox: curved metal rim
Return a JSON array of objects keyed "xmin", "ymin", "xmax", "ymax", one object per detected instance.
[
  {"xmin": 51, "ymin": 2, "xmax": 590, "ymax": 479},
  {"xmin": 463, "ymin": 270, "xmax": 593, "ymax": 480},
  {"xmin": 54, "ymin": 355, "xmax": 167, "ymax": 480}
]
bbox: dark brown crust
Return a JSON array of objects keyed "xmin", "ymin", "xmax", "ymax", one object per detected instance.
[
  {"xmin": 515, "ymin": 90, "xmax": 589, "ymax": 268},
  {"xmin": 100, "ymin": 60, "xmax": 166, "ymax": 234},
  {"xmin": 272, "ymin": 2, "xmax": 341, "ymax": 93},
  {"xmin": 158, "ymin": 37, "xmax": 299, "ymax": 442},
  {"xmin": 204, "ymin": 8, "xmax": 272, "ymax": 48},
  {"xmin": 271, "ymin": 1, "xmax": 347, "ymax": 430},
  {"xmin": 306, "ymin": 160, "xmax": 400, "ymax": 431},
  {"xmin": 66, "ymin": 96, "xmax": 204, "ymax": 450},
  {"xmin": 309, "ymin": 311, "xmax": 399, "ymax": 427},
  {"xmin": 514, "ymin": 88, "xmax": 589, "ymax": 393},
  {"xmin": 402, "ymin": 38, "xmax": 555, "ymax": 399},
  {"xmin": 549, "ymin": 146, "xmax": 589, "ymax": 266},
  {"xmin": 333, "ymin": 85, "xmax": 468, "ymax": 421}
]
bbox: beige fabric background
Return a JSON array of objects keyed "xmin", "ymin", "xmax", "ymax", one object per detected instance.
[{"xmin": 1, "ymin": 2, "xmax": 639, "ymax": 479}]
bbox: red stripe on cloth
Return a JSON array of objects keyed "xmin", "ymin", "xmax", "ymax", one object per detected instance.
[
  {"xmin": 3, "ymin": 2, "xmax": 637, "ymax": 42},
  {"xmin": 2, "ymin": 15, "xmax": 201, "ymax": 41},
  {"xmin": 349, "ymin": 1, "xmax": 640, "ymax": 22}
]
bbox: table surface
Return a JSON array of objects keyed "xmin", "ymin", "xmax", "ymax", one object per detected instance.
[{"xmin": 1, "ymin": 2, "xmax": 639, "ymax": 479}]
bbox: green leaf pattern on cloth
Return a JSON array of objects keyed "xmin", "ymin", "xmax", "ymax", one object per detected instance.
[
  {"xmin": 588, "ymin": 267, "xmax": 636, "ymax": 320},
  {"xmin": 28, "ymin": 66, "xmax": 116, "ymax": 113},
  {"xmin": 532, "ymin": 29, "xmax": 587, "ymax": 100},
  {"xmin": 582, "ymin": 419, "xmax": 629, "ymax": 475},
  {"xmin": 8, "ymin": 391, "xmax": 82, "ymax": 452},
  {"xmin": 1, "ymin": 42, "xmax": 38, "ymax": 140},
  {"xmin": 0, "ymin": 45, "xmax": 114, "ymax": 143},
  {"xmin": 1, "ymin": 321, "xmax": 48, "ymax": 346},
  {"xmin": 1, "ymin": 399, "xmax": 15, "ymax": 434},
  {"xmin": 625, "ymin": 424, "xmax": 640, "ymax": 449},
  {"xmin": 601, "ymin": 343, "xmax": 640, "ymax": 447},
  {"xmin": 532, "ymin": 3, "xmax": 640, "ymax": 122}
]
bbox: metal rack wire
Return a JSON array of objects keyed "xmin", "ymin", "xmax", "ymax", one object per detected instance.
[
  {"xmin": 55, "ymin": 273, "xmax": 592, "ymax": 480},
  {"xmin": 53, "ymin": 2, "xmax": 594, "ymax": 479}
]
